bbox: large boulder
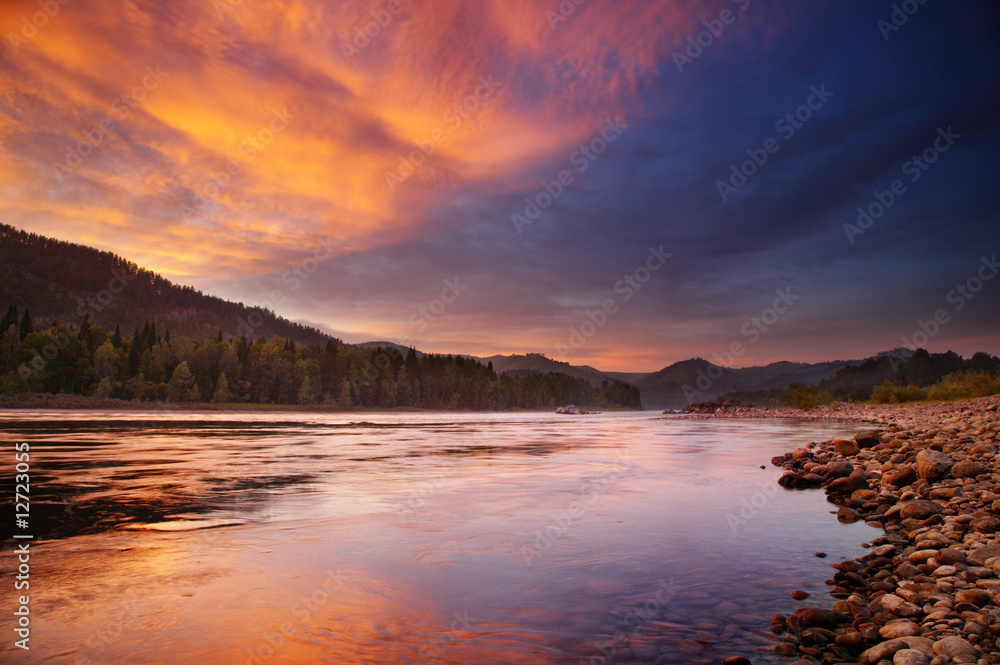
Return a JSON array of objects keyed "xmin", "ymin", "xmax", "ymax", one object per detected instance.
[
  {"xmin": 833, "ymin": 438, "xmax": 860, "ymax": 456},
  {"xmin": 914, "ymin": 450, "xmax": 952, "ymax": 480}
]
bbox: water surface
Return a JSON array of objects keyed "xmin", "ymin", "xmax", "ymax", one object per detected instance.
[{"xmin": 0, "ymin": 410, "xmax": 877, "ymax": 664}]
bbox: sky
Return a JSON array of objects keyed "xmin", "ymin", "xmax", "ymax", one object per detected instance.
[{"xmin": 1, "ymin": 0, "xmax": 999, "ymax": 372}]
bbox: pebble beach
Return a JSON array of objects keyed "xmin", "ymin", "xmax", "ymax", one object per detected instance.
[{"xmin": 684, "ymin": 396, "xmax": 1000, "ymax": 665}]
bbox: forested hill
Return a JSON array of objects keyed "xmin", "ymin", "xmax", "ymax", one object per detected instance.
[{"xmin": 0, "ymin": 224, "xmax": 336, "ymax": 346}]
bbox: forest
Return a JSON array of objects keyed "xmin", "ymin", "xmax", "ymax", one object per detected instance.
[{"xmin": 0, "ymin": 304, "xmax": 643, "ymax": 410}]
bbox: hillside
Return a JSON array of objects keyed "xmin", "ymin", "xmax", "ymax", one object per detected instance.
[
  {"xmin": 476, "ymin": 353, "xmax": 619, "ymax": 388},
  {"xmin": 634, "ymin": 354, "xmax": 910, "ymax": 409},
  {"xmin": 0, "ymin": 224, "xmax": 338, "ymax": 346}
]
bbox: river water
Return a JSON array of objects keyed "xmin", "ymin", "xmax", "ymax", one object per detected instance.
[{"xmin": 0, "ymin": 410, "xmax": 878, "ymax": 664}]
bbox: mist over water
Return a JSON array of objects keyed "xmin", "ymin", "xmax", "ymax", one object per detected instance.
[{"xmin": 1, "ymin": 411, "xmax": 875, "ymax": 664}]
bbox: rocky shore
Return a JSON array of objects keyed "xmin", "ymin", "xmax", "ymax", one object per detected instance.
[{"xmin": 718, "ymin": 395, "xmax": 1000, "ymax": 665}]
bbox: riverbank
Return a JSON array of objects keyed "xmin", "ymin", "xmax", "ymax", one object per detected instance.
[{"xmin": 717, "ymin": 396, "xmax": 1000, "ymax": 664}]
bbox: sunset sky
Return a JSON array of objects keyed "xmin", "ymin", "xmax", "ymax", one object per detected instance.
[{"xmin": 2, "ymin": 0, "xmax": 999, "ymax": 371}]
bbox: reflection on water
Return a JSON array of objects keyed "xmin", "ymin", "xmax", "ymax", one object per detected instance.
[{"xmin": 0, "ymin": 411, "xmax": 874, "ymax": 664}]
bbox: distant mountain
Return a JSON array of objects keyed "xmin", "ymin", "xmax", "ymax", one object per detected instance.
[
  {"xmin": 475, "ymin": 353, "xmax": 619, "ymax": 388},
  {"xmin": 634, "ymin": 353, "xmax": 911, "ymax": 409},
  {"xmin": 0, "ymin": 224, "xmax": 338, "ymax": 346}
]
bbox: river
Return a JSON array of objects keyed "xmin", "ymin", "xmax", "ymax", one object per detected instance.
[{"xmin": 0, "ymin": 410, "xmax": 877, "ymax": 664}]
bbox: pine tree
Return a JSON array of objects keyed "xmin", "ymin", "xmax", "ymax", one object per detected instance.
[
  {"xmin": 111, "ymin": 324, "xmax": 123, "ymax": 348},
  {"xmin": 18, "ymin": 309, "xmax": 33, "ymax": 340},
  {"xmin": 0, "ymin": 304, "xmax": 17, "ymax": 333}
]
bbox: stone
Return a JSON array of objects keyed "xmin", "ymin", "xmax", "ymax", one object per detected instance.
[
  {"xmin": 886, "ymin": 465, "xmax": 918, "ymax": 487},
  {"xmin": 880, "ymin": 620, "xmax": 922, "ymax": 638},
  {"xmin": 931, "ymin": 636, "xmax": 976, "ymax": 659},
  {"xmin": 951, "ymin": 460, "xmax": 987, "ymax": 478},
  {"xmin": 915, "ymin": 450, "xmax": 953, "ymax": 480},
  {"xmin": 899, "ymin": 500, "xmax": 943, "ymax": 520},
  {"xmin": 859, "ymin": 638, "xmax": 909, "ymax": 665},
  {"xmin": 827, "ymin": 471, "xmax": 869, "ymax": 494},
  {"xmin": 954, "ymin": 588, "xmax": 993, "ymax": 607},
  {"xmin": 721, "ymin": 658, "xmax": 751, "ymax": 665},
  {"xmin": 799, "ymin": 608, "xmax": 837, "ymax": 629},
  {"xmin": 935, "ymin": 548, "xmax": 967, "ymax": 565},
  {"xmin": 855, "ymin": 430, "xmax": 882, "ymax": 448},
  {"xmin": 834, "ymin": 438, "xmax": 860, "ymax": 456},
  {"xmin": 970, "ymin": 516, "xmax": 1000, "ymax": 534},
  {"xmin": 838, "ymin": 506, "xmax": 861, "ymax": 522},
  {"xmin": 900, "ymin": 636, "xmax": 935, "ymax": 656},
  {"xmin": 826, "ymin": 460, "xmax": 855, "ymax": 477},
  {"xmin": 968, "ymin": 543, "xmax": 1000, "ymax": 565},
  {"xmin": 791, "ymin": 589, "xmax": 810, "ymax": 600},
  {"xmin": 881, "ymin": 593, "xmax": 923, "ymax": 617},
  {"xmin": 893, "ymin": 649, "xmax": 928, "ymax": 665}
]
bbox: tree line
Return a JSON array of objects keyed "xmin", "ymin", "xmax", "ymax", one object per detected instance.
[{"xmin": 0, "ymin": 305, "xmax": 642, "ymax": 410}]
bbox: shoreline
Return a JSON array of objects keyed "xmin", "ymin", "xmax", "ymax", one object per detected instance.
[{"xmin": 709, "ymin": 396, "xmax": 1000, "ymax": 664}]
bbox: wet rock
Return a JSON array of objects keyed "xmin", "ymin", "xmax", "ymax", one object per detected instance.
[
  {"xmin": 915, "ymin": 450, "xmax": 953, "ymax": 480},
  {"xmin": 826, "ymin": 460, "xmax": 855, "ymax": 477},
  {"xmin": 791, "ymin": 589, "xmax": 810, "ymax": 600},
  {"xmin": 838, "ymin": 506, "xmax": 861, "ymax": 522},
  {"xmin": 799, "ymin": 608, "xmax": 837, "ymax": 629},
  {"xmin": 721, "ymin": 657, "xmax": 751, "ymax": 665},
  {"xmin": 827, "ymin": 471, "xmax": 869, "ymax": 494}
]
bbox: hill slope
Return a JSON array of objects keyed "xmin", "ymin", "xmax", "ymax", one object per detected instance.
[
  {"xmin": 0, "ymin": 224, "xmax": 338, "ymax": 346},
  {"xmin": 476, "ymin": 353, "xmax": 620, "ymax": 388},
  {"xmin": 634, "ymin": 355, "xmax": 905, "ymax": 409}
]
